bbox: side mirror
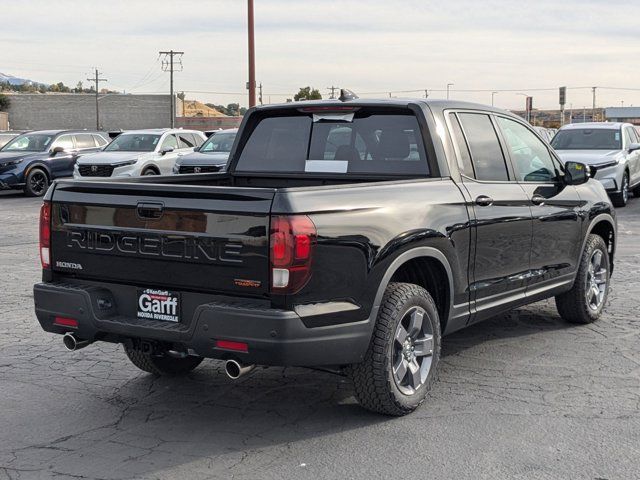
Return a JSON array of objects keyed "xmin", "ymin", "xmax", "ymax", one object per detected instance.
[
  {"xmin": 564, "ymin": 161, "xmax": 589, "ymax": 185},
  {"xmin": 628, "ymin": 143, "xmax": 640, "ymax": 153},
  {"xmin": 50, "ymin": 146, "xmax": 65, "ymax": 155},
  {"xmin": 160, "ymin": 147, "xmax": 174, "ymax": 155}
]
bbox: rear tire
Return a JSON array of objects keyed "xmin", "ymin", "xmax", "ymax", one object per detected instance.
[
  {"xmin": 124, "ymin": 345, "xmax": 203, "ymax": 375},
  {"xmin": 348, "ymin": 282, "xmax": 441, "ymax": 416},
  {"xmin": 555, "ymin": 234, "xmax": 610, "ymax": 324},
  {"xmin": 23, "ymin": 168, "xmax": 49, "ymax": 197},
  {"xmin": 611, "ymin": 172, "xmax": 629, "ymax": 207}
]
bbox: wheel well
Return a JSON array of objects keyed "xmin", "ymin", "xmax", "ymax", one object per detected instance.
[
  {"xmin": 26, "ymin": 165, "xmax": 50, "ymax": 180},
  {"xmin": 142, "ymin": 165, "xmax": 160, "ymax": 174},
  {"xmin": 590, "ymin": 220, "xmax": 615, "ymax": 267},
  {"xmin": 389, "ymin": 257, "xmax": 450, "ymax": 332}
]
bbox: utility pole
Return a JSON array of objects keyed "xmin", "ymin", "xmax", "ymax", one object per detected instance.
[
  {"xmin": 327, "ymin": 86, "xmax": 338, "ymax": 99},
  {"xmin": 424, "ymin": 89, "xmax": 429, "ymax": 99},
  {"xmin": 247, "ymin": 0, "xmax": 256, "ymax": 107},
  {"xmin": 258, "ymin": 82, "xmax": 263, "ymax": 105},
  {"xmin": 159, "ymin": 50, "xmax": 184, "ymax": 128},
  {"xmin": 87, "ymin": 68, "xmax": 107, "ymax": 130},
  {"xmin": 592, "ymin": 86, "xmax": 597, "ymax": 121}
]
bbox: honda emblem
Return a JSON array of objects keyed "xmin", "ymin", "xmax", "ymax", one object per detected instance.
[
  {"xmin": 194, "ymin": 166, "xmax": 201, "ymax": 173},
  {"xmin": 91, "ymin": 165, "xmax": 98, "ymax": 173}
]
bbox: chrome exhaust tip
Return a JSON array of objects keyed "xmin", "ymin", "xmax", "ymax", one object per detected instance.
[
  {"xmin": 224, "ymin": 359, "xmax": 255, "ymax": 380},
  {"xmin": 62, "ymin": 333, "xmax": 92, "ymax": 351}
]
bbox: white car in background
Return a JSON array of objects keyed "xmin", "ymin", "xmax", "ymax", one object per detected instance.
[
  {"xmin": 74, "ymin": 128, "xmax": 206, "ymax": 179},
  {"xmin": 551, "ymin": 122, "xmax": 640, "ymax": 207}
]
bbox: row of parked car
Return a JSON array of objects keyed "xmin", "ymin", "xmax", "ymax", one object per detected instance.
[
  {"xmin": 1, "ymin": 119, "xmax": 639, "ymax": 207},
  {"xmin": 0, "ymin": 127, "xmax": 237, "ymax": 196}
]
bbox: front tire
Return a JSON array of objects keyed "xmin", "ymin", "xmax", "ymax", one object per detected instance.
[
  {"xmin": 23, "ymin": 168, "xmax": 49, "ymax": 197},
  {"xmin": 124, "ymin": 345, "xmax": 203, "ymax": 375},
  {"xmin": 141, "ymin": 167, "xmax": 158, "ymax": 176},
  {"xmin": 348, "ymin": 282, "xmax": 441, "ymax": 416},
  {"xmin": 555, "ymin": 234, "xmax": 610, "ymax": 324},
  {"xmin": 611, "ymin": 172, "xmax": 629, "ymax": 207}
]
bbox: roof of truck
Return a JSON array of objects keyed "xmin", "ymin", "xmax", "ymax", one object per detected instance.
[{"xmin": 253, "ymin": 97, "xmax": 514, "ymax": 116}]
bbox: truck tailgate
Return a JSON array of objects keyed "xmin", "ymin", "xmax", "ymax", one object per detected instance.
[{"xmin": 49, "ymin": 181, "xmax": 274, "ymax": 296}]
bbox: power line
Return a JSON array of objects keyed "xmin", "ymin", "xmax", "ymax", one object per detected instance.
[
  {"xmin": 159, "ymin": 50, "xmax": 184, "ymax": 128},
  {"xmin": 86, "ymin": 68, "xmax": 107, "ymax": 130}
]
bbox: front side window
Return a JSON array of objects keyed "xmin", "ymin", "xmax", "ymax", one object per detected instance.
[
  {"xmin": 235, "ymin": 111, "xmax": 429, "ymax": 176},
  {"xmin": 496, "ymin": 117, "xmax": 558, "ymax": 183},
  {"xmin": 623, "ymin": 128, "xmax": 636, "ymax": 148},
  {"xmin": 53, "ymin": 135, "xmax": 74, "ymax": 150},
  {"xmin": 457, "ymin": 113, "xmax": 509, "ymax": 181},
  {"xmin": 1, "ymin": 134, "xmax": 55, "ymax": 152},
  {"xmin": 200, "ymin": 131, "xmax": 237, "ymax": 153},
  {"xmin": 104, "ymin": 134, "xmax": 161, "ymax": 152},
  {"xmin": 551, "ymin": 128, "xmax": 621, "ymax": 150},
  {"xmin": 161, "ymin": 134, "xmax": 179, "ymax": 150}
]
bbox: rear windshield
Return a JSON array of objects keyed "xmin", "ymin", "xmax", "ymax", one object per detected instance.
[
  {"xmin": 551, "ymin": 128, "xmax": 621, "ymax": 150},
  {"xmin": 235, "ymin": 110, "xmax": 429, "ymax": 176}
]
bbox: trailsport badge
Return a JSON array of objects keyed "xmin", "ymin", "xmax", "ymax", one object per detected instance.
[{"xmin": 137, "ymin": 288, "xmax": 180, "ymax": 322}]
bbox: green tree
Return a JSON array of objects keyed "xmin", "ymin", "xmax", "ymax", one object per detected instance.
[
  {"xmin": 0, "ymin": 94, "xmax": 10, "ymax": 111},
  {"xmin": 294, "ymin": 86, "xmax": 322, "ymax": 101}
]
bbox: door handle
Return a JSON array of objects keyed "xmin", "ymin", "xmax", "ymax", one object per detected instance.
[
  {"xmin": 531, "ymin": 195, "xmax": 545, "ymax": 206},
  {"xmin": 475, "ymin": 195, "xmax": 493, "ymax": 207}
]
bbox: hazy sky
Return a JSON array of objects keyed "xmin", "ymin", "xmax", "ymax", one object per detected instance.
[{"xmin": 2, "ymin": 0, "xmax": 640, "ymax": 110}]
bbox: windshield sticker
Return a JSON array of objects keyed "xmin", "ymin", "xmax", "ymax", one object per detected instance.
[
  {"xmin": 615, "ymin": 132, "xmax": 620, "ymax": 141},
  {"xmin": 312, "ymin": 113, "xmax": 354, "ymax": 123}
]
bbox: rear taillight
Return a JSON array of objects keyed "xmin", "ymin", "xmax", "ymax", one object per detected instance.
[
  {"xmin": 39, "ymin": 201, "xmax": 51, "ymax": 269},
  {"xmin": 270, "ymin": 215, "xmax": 316, "ymax": 294}
]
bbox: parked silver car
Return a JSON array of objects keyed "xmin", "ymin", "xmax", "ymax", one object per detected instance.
[
  {"xmin": 551, "ymin": 122, "xmax": 640, "ymax": 207},
  {"xmin": 74, "ymin": 128, "xmax": 206, "ymax": 179}
]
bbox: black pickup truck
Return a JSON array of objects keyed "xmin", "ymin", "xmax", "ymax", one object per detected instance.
[{"xmin": 34, "ymin": 97, "xmax": 616, "ymax": 415}]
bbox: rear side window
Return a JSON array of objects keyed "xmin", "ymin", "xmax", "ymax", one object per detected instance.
[
  {"xmin": 457, "ymin": 113, "xmax": 509, "ymax": 181},
  {"xmin": 194, "ymin": 133, "xmax": 205, "ymax": 147},
  {"xmin": 235, "ymin": 111, "xmax": 429, "ymax": 176},
  {"xmin": 93, "ymin": 135, "xmax": 108, "ymax": 147},
  {"xmin": 448, "ymin": 113, "xmax": 474, "ymax": 178},
  {"xmin": 75, "ymin": 134, "xmax": 96, "ymax": 149},
  {"xmin": 178, "ymin": 133, "xmax": 196, "ymax": 148}
]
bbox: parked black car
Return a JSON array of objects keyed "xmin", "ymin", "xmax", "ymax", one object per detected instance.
[
  {"xmin": 0, "ymin": 130, "xmax": 109, "ymax": 196},
  {"xmin": 173, "ymin": 128, "xmax": 237, "ymax": 174},
  {"xmin": 34, "ymin": 97, "xmax": 616, "ymax": 415}
]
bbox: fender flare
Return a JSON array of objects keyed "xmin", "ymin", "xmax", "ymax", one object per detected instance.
[
  {"xmin": 582, "ymin": 212, "xmax": 617, "ymax": 267},
  {"xmin": 366, "ymin": 247, "xmax": 455, "ymax": 327},
  {"xmin": 24, "ymin": 161, "xmax": 52, "ymax": 180}
]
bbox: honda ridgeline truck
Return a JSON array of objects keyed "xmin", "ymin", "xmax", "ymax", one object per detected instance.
[{"xmin": 34, "ymin": 95, "xmax": 616, "ymax": 415}]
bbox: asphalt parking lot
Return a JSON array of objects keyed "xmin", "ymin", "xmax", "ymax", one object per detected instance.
[{"xmin": 0, "ymin": 189, "xmax": 638, "ymax": 480}]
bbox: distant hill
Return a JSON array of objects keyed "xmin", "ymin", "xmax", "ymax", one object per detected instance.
[
  {"xmin": 0, "ymin": 72, "xmax": 44, "ymax": 86},
  {"xmin": 177, "ymin": 98, "xmax": 227, "ymax": 117}
]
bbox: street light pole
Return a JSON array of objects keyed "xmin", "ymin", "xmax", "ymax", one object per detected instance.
[
  {"xmin": 447, "ymin": 83, "xmax": 454, "ymax": 100},
  {"xmin": 491, "ymin": 91, "xmax": 498, "ymax": 107},
  {"xmin": 247, "ymin": 0, "xmax": 256, "ymax": 108}
]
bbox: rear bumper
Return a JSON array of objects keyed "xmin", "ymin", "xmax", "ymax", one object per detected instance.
[{"xmin": 33, "ymin": 282, "xmax": 372, "ymax": 367}]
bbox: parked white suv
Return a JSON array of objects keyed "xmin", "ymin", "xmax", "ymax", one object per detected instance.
[{"xmin": 74, "ymin": 129, "xmax": 206, "ymax": 179}]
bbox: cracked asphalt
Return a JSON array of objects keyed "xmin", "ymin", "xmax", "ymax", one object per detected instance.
[{"xmin": 0, "ymin": 189, "xmax": 639, "ymax": 480}]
